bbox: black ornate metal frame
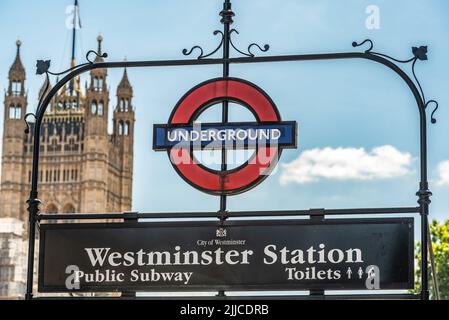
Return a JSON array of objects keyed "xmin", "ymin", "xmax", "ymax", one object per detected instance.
[{"xmin": 25, "ymin": 0, "xmax": 438, "ymax": 300}]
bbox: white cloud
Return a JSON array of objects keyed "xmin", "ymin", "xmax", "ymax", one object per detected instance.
[
  {"xmin": 436, "ymin": 161, "xmax": 449, "ymax": 186},
  {"xmin": 280, "ymin": 145, "xmax": 413, "ymax": 185}
]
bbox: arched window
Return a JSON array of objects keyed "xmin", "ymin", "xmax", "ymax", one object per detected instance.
[
  {"xmin": 91, "ymin": 100, "xmax": 97, "ymax": 115},
  {"xmin": 9, "ymin": 104, "xmax": 15, "ymax": 119},
  {"xmin": 12, "ymin": 81, "xmax": 21, "ymax": 95},
  {"xmin": 45, "ymin": 203, "xmax": 58, "ymax": 214},
  {"xmin": 15, "ymin": 105, "xmax": 21, "ymax": 119},
  {"xmin": 98, "ymin": 101, "xmax": 104, "ymax": 116},
  {"xmin": 120, "ymin": 98, "xmax": 125, "ymax": 112},
  {"xmin": 118, "ymin": 121, "xmax": 124, "ymax": 135},
  {"xmin": 125, "ymin": 99, "xmax": 129, "ymax": 112},
  {"xmin": 62, "ymin": 203, "xmax": 76, "ymax": 214},
  {"xmin": 9, "ymin": 104, "xmax": 21, "ymax": 119},
  {"xmin": 124, "ymin": 122, "xmax": 129, "ymax": 136},
  {"xmin": 94, "ymin": 77, "xmax": 103, "ymax": 91}
]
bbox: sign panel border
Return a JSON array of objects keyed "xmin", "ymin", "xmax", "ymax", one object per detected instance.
[{"xmin": 38, "ymin": 217, "xmax": 415, "ymax": 293}]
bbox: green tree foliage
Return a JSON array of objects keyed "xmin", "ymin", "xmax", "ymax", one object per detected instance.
[{"xmin": 415, "ymin": 220, "xmax": 449, "ymax": 300}]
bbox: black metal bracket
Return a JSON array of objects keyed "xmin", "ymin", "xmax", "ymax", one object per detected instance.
[{"xmin": 353, "ymin": 39, "xmax": 439, "ymax": 124}]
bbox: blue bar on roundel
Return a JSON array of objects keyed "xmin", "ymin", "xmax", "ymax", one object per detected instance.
[{"xmin": 153, "ymin": 121, "xmax": 297, "ymax": 151}]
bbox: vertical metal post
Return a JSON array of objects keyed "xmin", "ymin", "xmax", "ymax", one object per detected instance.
[
  {"xmin": 310, "ymin": 209, "xmax": 325, "ymax": 298},
  {"xmin": 69, "ymin": 0, "xmax": 79, "ymax": 95},
  {"xmin": 121, "ymin": 212, "xmax": 139, "ymax": 299},
  {"xmin": 25, "ymin": 87, "xmax": 45, "ymax": 301},
  {"xmin": 217, "ymin": 0, "xmax": 234, "ymax": 298},
  {"xmin": 417, "ymin": 182, "xmax": 432, "ymax": 300},
  {"xmin": 219, "ymin": 0, "xmax": 233, "ymax": 214},
  {"xmin": 25, "ymin": 195, "xmax": 40, "ymax": 300}
]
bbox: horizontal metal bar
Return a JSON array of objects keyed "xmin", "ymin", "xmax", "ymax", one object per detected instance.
[
  {"xmin": 322, "ymin": 207, "xmax": 420, "ymax": 215},
  {"xmin": 31, "ymin": 293, "xmax": 420, "ymax": 300},
  {"xmin": 36, "ymin": 206, "xmax": 420, "ymax": 221},
  {"xmin": 56, "ymin": 52, "xmax": 366, "ymax": 72},
  {"xmin": 65, "ymin": 52, "xmax": 373, "ymax": 71},
  {"xmin": 230, "ymin": 52, "xmax": 364, "ymax": 64}
]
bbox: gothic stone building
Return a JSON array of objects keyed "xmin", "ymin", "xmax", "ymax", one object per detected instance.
[{"xmin": 0, "ymin": 37, "xmax": 135, "ymax": 220}]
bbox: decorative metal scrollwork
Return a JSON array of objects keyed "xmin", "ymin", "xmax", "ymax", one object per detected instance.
[
  {"xmin": 353, "ymin": 39, "xmax": 439, "ymax": 124},
  {"xmin": 36, "ymin": 49, "xmax": 108, "ymax": 77},
  {"xmin": 31, "ymin": 49, "xmax": 109, "ymax": 134},
  {"xmin": 182, "ymin": 29, "xmax": 270, "ymax": 59},
  {"xmin": 183, "ymin": 30, "xmax": 224, "ymax": 59},
  {"xmin": 86, "ymin": 50, "xmax": 108, "ymax": 64},
  {"xmin": 24, "ymin": 113, "xmax": 37, "ymax": 134},
  {"xmin": 229, "ymin": 29, "xmax": 270, "ymax": 58},
  {"xmin": 426, "ymin": 100, "xmax": 439, "ymax": 124},
  {"xmin": 352, "ymin": 39, "xmax": 373, "ymax": 53}
]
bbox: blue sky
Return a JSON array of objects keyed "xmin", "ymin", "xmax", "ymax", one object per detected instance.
[{"xmin": 0, "ymin": 0, "xmax": 448, "ymax": 221}]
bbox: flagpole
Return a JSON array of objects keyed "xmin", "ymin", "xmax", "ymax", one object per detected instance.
[{"xmin": 69, "ymin": 0, "xmax": 79, "ymax": 95}]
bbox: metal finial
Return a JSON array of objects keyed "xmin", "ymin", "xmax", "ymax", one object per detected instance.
[{"xmin": 220, "ymin": 0, "xmax": 234, "ymax": 24}]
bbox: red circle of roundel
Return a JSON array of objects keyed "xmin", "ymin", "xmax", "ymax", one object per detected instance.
[{"xmin": 168, "ymin": 78, "xmax": 281, "ymax": 196}]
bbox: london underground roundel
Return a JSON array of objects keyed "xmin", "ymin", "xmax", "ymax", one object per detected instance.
[{"xmin": 153, "ymin": 78, "xmax": 297, "ymax": 196}]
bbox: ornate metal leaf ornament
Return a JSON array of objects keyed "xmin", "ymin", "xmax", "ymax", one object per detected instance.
[
  {"xmin": 353, "ymin": 40, "xmax": 439, "ymax": 124},
  {"xmin": 412, "ymin": 46, "xmax": 428, "ymax": 61},
  {"xmin": 36, "ymin": 60, "xmax": 50, "ymax": 75}
]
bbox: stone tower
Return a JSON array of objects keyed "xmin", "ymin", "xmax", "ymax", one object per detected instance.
[
  {"xmin": 113, "ymin": 68, "xmax": 135, "ymax": 212},
  {"xmin": 81, "ymin": 36, "xmax": 110, "ymax": 213},
  {"xmin": 0, "ymin": 40, "xmax": 28, "ymax": 221},
  {"xmin": 0, "ymin": 36, "xmax": 135, "ymax": 219}
]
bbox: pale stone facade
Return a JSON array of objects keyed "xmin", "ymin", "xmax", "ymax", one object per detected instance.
[
  {"xmin": 0, "ymin": 218, "xmax": 26, "ymax": 299},
  {"xmin": 0, "ymin": 37, "xmax": 135, "ymax": 220}
]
